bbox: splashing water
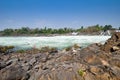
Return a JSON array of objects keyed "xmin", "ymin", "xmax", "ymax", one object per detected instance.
[{"xmin": 0, "ymin": 36, "xmax": 111, "ymax": 50}]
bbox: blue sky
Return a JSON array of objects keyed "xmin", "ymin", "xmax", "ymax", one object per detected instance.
[{"xmin": 0, "ymin": 0, "xmax": 120, "ymax": 30}]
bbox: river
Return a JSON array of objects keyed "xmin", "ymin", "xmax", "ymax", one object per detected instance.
[{"xmin": 0, "ymin": 35, "xmax": 111, "ymax": 50}]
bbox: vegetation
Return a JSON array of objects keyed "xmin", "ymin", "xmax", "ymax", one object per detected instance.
[
  {"xmin": 78, "ymin": 69, "xmax": 86, "ymax": 77},
  {"xmin": 39, "ymin": 46, "xmax": 58, "ymax": 53},
  {"xmin": 0, "ymin": 46, "xmax": 14, "ymax": 53},
  {"xmin": 64, "ymin": 46, "xmax": 72, "ymax": 51},
  {"xmin": 0, "ymin": 24, "xmax": 116, "ymax": 36},
  {"xmin": 16, "ymin": 49, "xmax": 26, "ymax": 53}
]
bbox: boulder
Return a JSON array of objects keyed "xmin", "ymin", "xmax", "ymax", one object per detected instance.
[
  {"xmin": 112, "ymin": 46, "xmax": 119, "ymax": 51},
  {"xmin": 0, "ymin": 65, "xmax": 27, "ymax": 80},
  {"xmin": 101, "ymin": 32, "xmax": 120, "ymax": 53}
]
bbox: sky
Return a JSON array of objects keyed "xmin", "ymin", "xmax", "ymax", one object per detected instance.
[{"xmin": 0, "ymin": 0, "xmax": 120, "ymax": 30}]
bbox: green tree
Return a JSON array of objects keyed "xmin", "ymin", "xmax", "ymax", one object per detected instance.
[
  {"xmin": 81, "ymin": 26, "xmax": 84, "ymax": 29},
  {"xmin": 103, "ymin": 25, "xmax": 112, "ymax": 31},
  {"xmin": 3, "ymin": 28, "xmax": 14, "ymax": 35},
  {"xmin": 33, "ymin": 28, "xmax": 39, "ymax": 34},
  {"xmin": 18, "ymin": 27, "xmax": 30, "ymax": 34}
]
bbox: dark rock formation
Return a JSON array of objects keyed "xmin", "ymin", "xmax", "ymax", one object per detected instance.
[
  {"xmin": 101, "ymin": 32, "xmax": 120, "ymax": 53},
  {"xmin": 0, "ymin": 33, "xmax": 120, "ymax": 80}
]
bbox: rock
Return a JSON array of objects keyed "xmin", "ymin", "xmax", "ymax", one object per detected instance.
[
  {"xmin": 89, "ymin": 66, "xmax": 102, "ymax": 75},
  {"xmin": 109, "ymin": 59, "xmax": 120, "ymax": 68},
  {"xmin": 0, "ymin": 62, "xmax": 6, "ymax": 70},
  {"xmin": 0, "ymin": 65, "xmax": 27, "ymax": 80},
  {"xmin": 73, "ymin": 44, "xmax": 81, "ymax": 49},
  {"xmin": 21, "ymin": 73, "xmax": 30, "ymax": 80},
  {"xmin": 22, "ymin": 64, "xmax": 32, "ymax": 71},
  {"xmin": 112, "ymin": 46, "xmax": 119, "ymax": 51},
  {"xmin": 56, "ymin": 54, "xmax": 73, "ymax": 62},
  {"xmin": 29, "ymin": 57, "xmax": 36, "ymax": 65},
  {"xmin": 63, "ymin": 44, "xmax": 81, "ymax": 52},
  {"xmin": 4, "ymin": 58, "xmax": 18, "ymax": 67},
  {"xmin": 5, "ymin": 60, "xmax": 13, "ymax": 66},
  {"xmin": 99, "ymin": 73, "xmax": 111, "ymax": 80},
  {"xmin": 34, "ymin": 65, "xmax": 40, "ymax": 70},
  {"xmin": 40, "ymin": 54, "xmax": 48, "ymax": 62},
  {"xmin": 101, "ymin": 32, "xmax": 120, "ymax": 53}
]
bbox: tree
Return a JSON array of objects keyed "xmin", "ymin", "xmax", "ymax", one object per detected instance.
[
  {"xmin": 3, "ymin": 28, "xmax": 14, "ymax": 35},
  {"xmin": 103, "ymin": 25, "xmax": 112, "ymax": 31},
  {"xmin": 81, "ymin": 26, "xmax": 84, "ymax": 29},
  {"xmin": 18, "ymin": 27, "xmax": 30, "ymax": 34},
  {"xmin": 33, "ymin": 28, "xmax": 39, "ymax": 34}
]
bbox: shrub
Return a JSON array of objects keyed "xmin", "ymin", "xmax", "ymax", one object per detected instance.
[
  {"xmin": 78, "ymin": 69, "xmax": 86, "ymax": 77},
  {"xmin": 16, "ymin": 49, "xmax": 25, "ymax": 53}
]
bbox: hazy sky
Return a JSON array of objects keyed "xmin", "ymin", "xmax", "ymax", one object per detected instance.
[{"xmin": 0, "ymin": 0, "xmax": 120, "ymax": 29}]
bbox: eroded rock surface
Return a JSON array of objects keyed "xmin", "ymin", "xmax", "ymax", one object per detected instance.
[{"xmin": 101, "ymin": 32, "xmax": 120, "ymax": 53}]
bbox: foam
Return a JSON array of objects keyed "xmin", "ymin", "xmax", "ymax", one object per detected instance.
[{"xmin": 0, "ymin": 36, "xmax": 111, "ymax": 50}]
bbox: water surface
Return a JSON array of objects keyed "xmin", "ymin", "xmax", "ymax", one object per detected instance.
[{"xmin": 0, "ymin": 36, "xmax": 111, "ymax": 50}]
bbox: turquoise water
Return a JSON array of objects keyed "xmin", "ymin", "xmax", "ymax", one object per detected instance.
[{"xmin": 0, "ymin": 36, "xmax": 111, "ymax": 50}]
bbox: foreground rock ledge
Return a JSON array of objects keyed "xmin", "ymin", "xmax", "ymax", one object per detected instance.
[{"xmin": 0, "ymin": 33, "xmax": 120, "ymax": 80}]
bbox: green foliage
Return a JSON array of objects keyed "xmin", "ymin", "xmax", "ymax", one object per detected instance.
[
  {"xmin": 40, "ymin": 46, "xmax": 58, "ymax": 53},
  {"xmin": 73, "ymin": 44, "xmax": 80, "ymax": 49},
  {"xmin": 16, "ymin": 49, "xmax": 25, "ymax": 53},
  {"xmin": 18, "ymin": 27, "xmax": 30, "ymax": 34},
  {"xmin": 78, "ymin": 69, "xmax": 85, "ymax": 77},
  {"xmin": 77, "ymin": 26, "xmax": 84, "ymax": 32},
  {"xmin": 65, "ymin": 46, "xmax": 72, "ymax": 51},
  {"xmin": 0, "ymin": 46, "xmax": 14, "ymax": 53},
  {"xmin": 103, "ymin": 25, "xmax": 112, "ymax": 31},
  {"xmin": 79, "ymin": 25, "xmax": 101, "ymax": 33},
  {"xmin": 0, "ymin": 24, "xmax": 115, "ymax": 36},
  {"xmin": 3, "ymin": 28, "xmax": 14, "ymax": 35}
]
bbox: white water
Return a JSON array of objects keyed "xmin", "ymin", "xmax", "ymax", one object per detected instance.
[{"xmin": 0, "ymin": 36, "xmax": 111, "ymax": 50}]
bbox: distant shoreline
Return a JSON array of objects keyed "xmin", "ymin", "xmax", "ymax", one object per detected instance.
[
  {"xmin": 0, "ymin": 25, "xmax": 116, "ymax": 36},
  {"xmin": 0, "ymin": 32, "xmax": 111, "ymax": 37}
]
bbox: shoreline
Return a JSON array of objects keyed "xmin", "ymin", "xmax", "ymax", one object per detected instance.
[{"xmin": 0, "ymin": 34, "xmax": 111, "ymax": 37}]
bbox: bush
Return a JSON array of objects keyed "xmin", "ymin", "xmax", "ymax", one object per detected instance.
[
  {"xmin": 0, "ymin": 46, "xmax": 14, "ymax": 53},
  {"xmin": 16, "ymin": 49, "xmax": 25, "ymax": 53},
  {"xmin": 40, "ymin": 46, "xmax": 58, "ymax": 53},
  {"xmin": 78, "ymin": 69, "xmax": 86, "ymax": 77}
]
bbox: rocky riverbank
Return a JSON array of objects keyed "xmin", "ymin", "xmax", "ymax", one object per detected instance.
[{"xmin": 0, "ymin": 32, "xmax": 120, "ymax": 80}]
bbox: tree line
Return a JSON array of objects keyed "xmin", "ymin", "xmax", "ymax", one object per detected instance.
[{"xmin": 0, "ymin": 24, "xmax": 118, "ymax": 36}]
